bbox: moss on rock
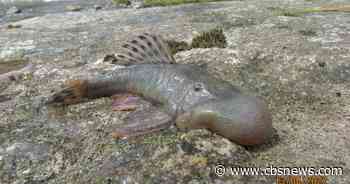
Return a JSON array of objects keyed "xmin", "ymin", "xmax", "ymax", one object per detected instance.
[
  {"xmin": 165, "ymin": 40, "xmax": 191, "ymax": 55},
  {"xmin": 191, "ymin": 28, "xmax": 227, "ymax": 49},
  {"xmin": 112, "ymin": 0, "xmax": 130, "ymax": 5}
]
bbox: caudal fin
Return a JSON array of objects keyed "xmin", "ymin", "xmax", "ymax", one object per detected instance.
[
  {"xmin": 46, "ymin": 79, "xmax": 88, "ymax": 105},
  {"xmin": 115, "ymin": 33, "xmax": 175, "ymax": 65}
]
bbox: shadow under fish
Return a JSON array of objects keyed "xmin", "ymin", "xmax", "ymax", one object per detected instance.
[{"xmin": 46, "ymin": 33, "xmax": 273, "ymax": 146}]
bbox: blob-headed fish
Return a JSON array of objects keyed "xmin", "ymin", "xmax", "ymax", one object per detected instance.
[{"xmin": 47, "ymin": 33, "xmax": 273, "ymax": 145}]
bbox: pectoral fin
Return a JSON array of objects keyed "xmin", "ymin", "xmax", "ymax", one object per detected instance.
[
  {"xmin": 111, "ymin": 94, "xmax": 140, "ymax": 111},
  {"xmin": 111, "ymin": 104, "xmax": 173, "ymax": 139}
]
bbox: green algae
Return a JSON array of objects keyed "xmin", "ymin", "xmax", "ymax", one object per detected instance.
[
  {"xmin": 271, "ymin": 4, "xmax": 350, "ymax": 17},
  {"xmin": 165, "ymin": 28, "xmax": 227, "ymax": 55},
  {"xmin": 191, "ymin": 28, "xmax": 227, "ymax": 48},
  {"xmin": 165, "ymin": 40, "xmax": 190, "ymax": 55},
  {"xmin": 112, "ymin": 0, "xmax": 130, "ymax": 5},
  {"xmin": 142, "ymin": 132, "xmax": 179, "ymax": 146}
]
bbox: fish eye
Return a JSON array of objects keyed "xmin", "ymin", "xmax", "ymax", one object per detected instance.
[{"xmin": 193, "ymin": 82, "xmax": 204, "ymax": 92}]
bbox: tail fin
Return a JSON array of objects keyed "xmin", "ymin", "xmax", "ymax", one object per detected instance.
[
  {"xmin": 46, "ymin": 79, "xmax": 88, "ymax": 105},
  {"xmin": 47, "ymin": 78, "xmax": 128, "ymax": 105},
  {"xmin": 115, "ymin": 33, "xmax": 175, "ymax": 65}
]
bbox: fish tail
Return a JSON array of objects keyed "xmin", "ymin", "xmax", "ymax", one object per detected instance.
[
  {"xmin": 47, "ymin": 75, "xmax": 130, "ymax": 105},
  {"xmin": 47, "ymin": 79, "xmax": 88, "ymax": 105},
  {"xmin": 115, "ymin": 33, "xmax": 175, "ymax": 64}
]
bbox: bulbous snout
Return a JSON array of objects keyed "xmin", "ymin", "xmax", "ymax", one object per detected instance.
[
  {"xmin": 225, "ymin": 96, "xmax": 273, "ymax": 145},
  {"xmin": 176, "ymin": 96, "xmax": 273, "ymax": 146}
]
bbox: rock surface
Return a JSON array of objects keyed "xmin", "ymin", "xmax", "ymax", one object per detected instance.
[
  {"xmin": 6, "ymin": 6, "xmax": 21, "ymax": 14},
  {"xmin": 0, "ymin": 0, "xmax": 349, "ymax": 183}
]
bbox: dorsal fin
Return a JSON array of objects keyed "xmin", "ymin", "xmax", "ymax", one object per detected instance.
[{"xmin": 115, "ymin": 33, "xmax": 175, "ymax": 65}]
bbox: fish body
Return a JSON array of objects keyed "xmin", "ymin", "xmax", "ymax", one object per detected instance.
[
  {"xmin": 48, "ymin": 33, "xmax": 273, "ymax": 145},
  {"xmin": 86, "ymin": 64, "xmax": 239, "ymax": 115}
]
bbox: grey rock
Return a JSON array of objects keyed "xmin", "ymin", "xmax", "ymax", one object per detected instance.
[
  {"xmin": 0, "ymin": 63, "xmax": 33, "ymax": 93},
  {"xmin": 6, "ymin": 6, "xmax": 21, "ymax": 14},
  {"xmin": 94, "ymin": 5, "xmax": 102, "ymax": 10},
  {"xmin": 131, "ymin": 0, "xmax": 145, "ymax": 9},
  {"xmin": 0, "ymin": 0, "xmax": 350, "ymax": 183}
]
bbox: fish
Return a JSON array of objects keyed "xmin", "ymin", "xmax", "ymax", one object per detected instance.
[{"xmin": 47, "ymin": 33, "xmax": 273, "ymax": 146}]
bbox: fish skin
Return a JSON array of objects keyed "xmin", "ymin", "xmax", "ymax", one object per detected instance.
[
  {"xmin": 47, "ymin": 33, "xmax": 273, "ymax": 145},
  {"xmin": 85, "ymin": 64, "xmax": 239, "ymax": 114}
]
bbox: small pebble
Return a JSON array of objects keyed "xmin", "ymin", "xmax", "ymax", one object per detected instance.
[
  {"xmin": 94, "ymin": 5, "xmax": 102, "ymax": 10},
  {"xmin": 335, "ymin": 92, "xmax": 341, "ymax": 97},
  {"xmin": 318, "ymin": 62, "xmax": 326, "ymax": 68},
  {"xmin": 178, "ymin": 141, "xmax": 199, "ymax": 155}
]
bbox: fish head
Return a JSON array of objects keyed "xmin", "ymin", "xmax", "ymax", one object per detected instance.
[{"xmin": 176, "ymin": 96, "xmax": 273, "ymax": 145}]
